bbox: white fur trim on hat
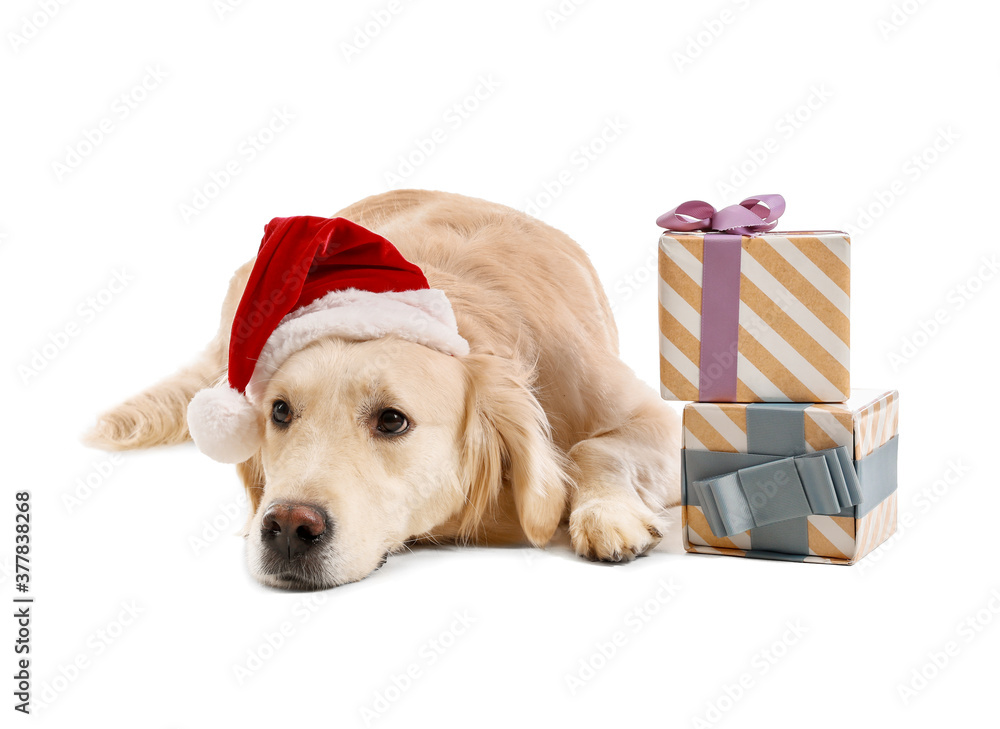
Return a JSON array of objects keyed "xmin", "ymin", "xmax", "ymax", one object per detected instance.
[
  {"xmin": 186, "ymin": 287, "xmax": 468, "ymax": 463},
  {"xmin": 244, "ymin": 287, "xmax": 470, "ymax": 404},
  {"xmin": 187, "ymin": 385, "xmax": 263, "ymax": 464}
]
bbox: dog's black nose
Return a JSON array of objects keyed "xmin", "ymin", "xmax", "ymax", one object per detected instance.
[{"xmin": 261, "ymin": 503, "xmax": 327, "ymax": 559}]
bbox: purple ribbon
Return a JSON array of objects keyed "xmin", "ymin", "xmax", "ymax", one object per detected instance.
[{"xmin": 656, "ymin": 195, "xmax": 786, "ymax": 402}]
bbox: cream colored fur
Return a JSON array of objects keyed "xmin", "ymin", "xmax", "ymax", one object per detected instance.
[{"xmin": 86, "ymin": 189, "xmax": 680, "ymax": 588}]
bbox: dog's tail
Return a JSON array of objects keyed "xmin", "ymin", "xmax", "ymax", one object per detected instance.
[{"xmin": 83, "ymin": 346, "xmax": 226, "ymax": 451}]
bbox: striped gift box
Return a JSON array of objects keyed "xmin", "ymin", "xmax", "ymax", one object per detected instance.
[
  {"xmin": 681, "ymin": 390, "xmax": 899, "ymax": 564},
  {"xmin": 659, "ymin": 231, "xmax": 850, "ymax": 402}
]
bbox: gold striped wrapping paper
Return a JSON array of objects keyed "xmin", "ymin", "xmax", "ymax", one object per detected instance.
[
  {"xmin": 659, "ymin": 232, "xmax": 850, "ymax": 402},
  {"xmin": 682, "ymin": 495, "xmax": 897, "ymax": 564},
  {"xmin": 681, "ymin": 390, "xmax": 899, "ymax": 564}
]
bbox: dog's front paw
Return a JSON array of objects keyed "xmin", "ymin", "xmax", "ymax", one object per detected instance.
[{"xmin": 569, "ymin": 498, "xmax": 666, "ymax": 563}]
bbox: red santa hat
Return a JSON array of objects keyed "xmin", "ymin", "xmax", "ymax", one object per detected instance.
[{"xmin": 186, "ymin": 215, "xmax": 469, "ymax": 463}]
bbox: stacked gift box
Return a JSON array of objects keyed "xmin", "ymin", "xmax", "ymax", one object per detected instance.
[{"xmin": 656, "ymin": 195, "xmax": 898, "ymax": 564}]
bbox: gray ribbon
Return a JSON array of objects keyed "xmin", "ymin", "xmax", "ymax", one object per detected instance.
[{"xmin": 692, "ymin": 446, "xmax": 863, "ymax": 538}]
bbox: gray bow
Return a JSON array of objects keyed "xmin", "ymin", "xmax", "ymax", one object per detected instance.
[{"xmin": 692, "ymin": 446, "xmax": 863, "ymax": 538}]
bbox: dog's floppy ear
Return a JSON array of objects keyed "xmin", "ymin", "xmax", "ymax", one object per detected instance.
[
  {"xmin": 459, "ymin": 353, "xmax": 569, "ymax": 546},
  {"xmin": 236, "ymin": 452, "xmax": 266, "ymax": 534}
]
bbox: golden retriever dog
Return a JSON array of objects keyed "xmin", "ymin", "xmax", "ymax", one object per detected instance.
[{"xmin": 86, "ymin": 189, "xmax": 680, "ymax": 589}]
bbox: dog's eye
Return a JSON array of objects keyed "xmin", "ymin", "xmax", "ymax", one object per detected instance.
[
  {"xmin": 376, "ymin": 409, "xmax": 408, "ymax": 435},
  {"xmin": 272, "ymin": 400, "xmax": 292, "ymax": 426}
]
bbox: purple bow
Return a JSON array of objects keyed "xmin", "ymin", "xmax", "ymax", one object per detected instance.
[
  {"xmin": 656, "ymin": 194, "xmax": 786, "ymax": 402},
  {"xmin": 655, "ymin": 194, "xmax": 786, "ymax": 235}
]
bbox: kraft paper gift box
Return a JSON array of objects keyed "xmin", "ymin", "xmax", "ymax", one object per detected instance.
[
  {"xmin": 681, "ymin": 390, "xmax": 898, "ymax": 564},
  {"xmin": 656, "ymin": 195, "xmax": 850, "ymax": 402}
]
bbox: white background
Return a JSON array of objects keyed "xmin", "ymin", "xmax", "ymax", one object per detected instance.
[{"xmin": 2, "ymin": 0, "xmax": 997, "ymax": 726}]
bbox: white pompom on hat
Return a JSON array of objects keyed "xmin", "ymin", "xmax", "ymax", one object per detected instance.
[
  {"xmin": 187, "ymin": 386, "xmax": 264, "ymax": 464},
  {"xmin": 186, "ymin": 216, "xmax": 469, "ymax": 463}
]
